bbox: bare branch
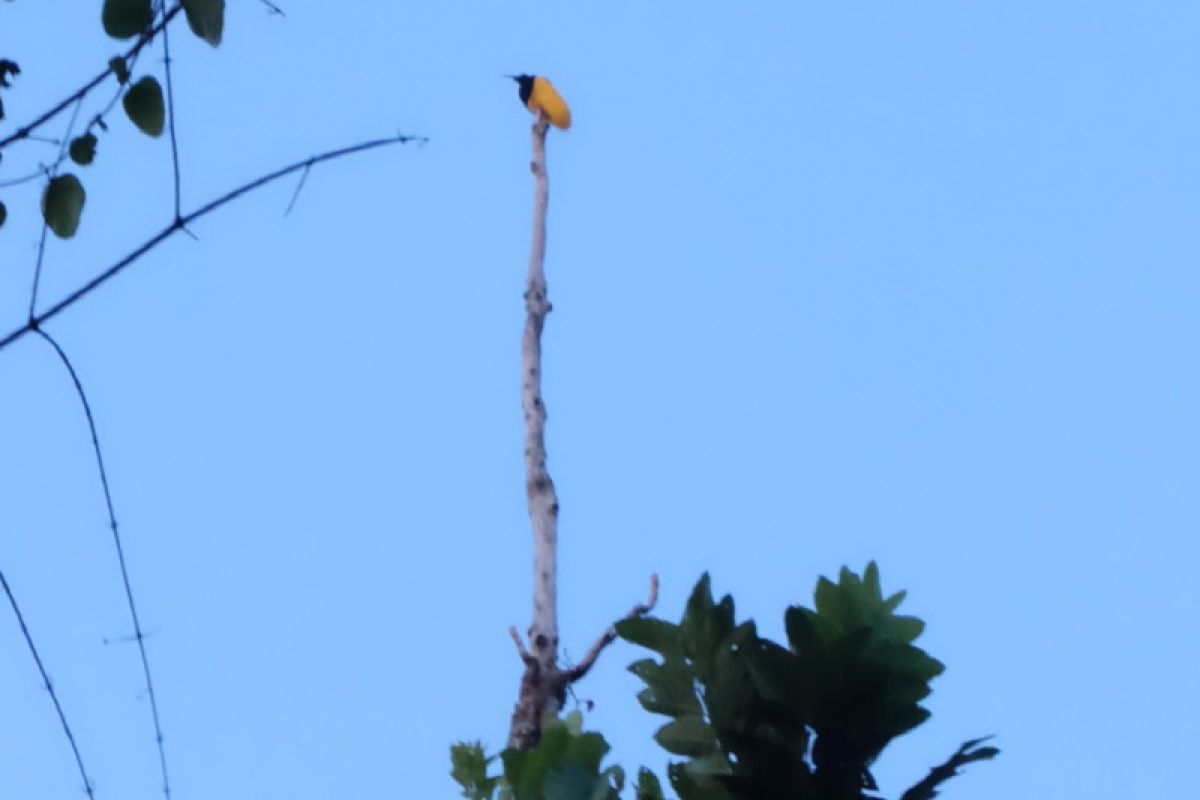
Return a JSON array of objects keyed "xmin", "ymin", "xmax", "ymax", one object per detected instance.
[
  {"xmin": 34, "ymin": 327, "xmax": 172, "ymax": 797},
  {"xmin": 1, "ymin": 132, "xmax": 426, "ymax": 353},
  {"xmin": 158, "ymin": 1, "xmax": 183, "ymax": 220},
  {"xmin": 1, "ymin": 571, "xmax": 95, "ymax": 798},
  {"xmin": 564, "ymin": 574, "xmax": 660, "ymax": 684},
  {"xmin": 509, "ymin": 626, "xmax": 535, "ymax": 665}
]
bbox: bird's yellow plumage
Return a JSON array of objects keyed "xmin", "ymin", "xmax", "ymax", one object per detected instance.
[{"xmin": 511, "ymin": 74, "xmax": 571, "ymax": 130}]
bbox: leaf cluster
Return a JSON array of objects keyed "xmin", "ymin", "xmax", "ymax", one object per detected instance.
[
  {"xmin": 614, "ymin": 564, "xmax": 996, "ymax": 800},
  {"xmin": 1, "ymin": 1, "xmax": 225, "ymax": 234},
  {"xmin": 451, "ymin": 712, "xmax": 630, "ymax": 800},
  {"xmin": 453, "ymin": 565, "xmax": 997, "ymax": 800}
]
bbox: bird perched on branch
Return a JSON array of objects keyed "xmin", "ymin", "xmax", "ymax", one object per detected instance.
[{"xmin": 509, "ymin": 74, "xmax": 572, "ymax": 130}]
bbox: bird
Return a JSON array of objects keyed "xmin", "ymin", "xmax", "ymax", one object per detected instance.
[{"xmin": 509, "ymin": 74, "xmax": 572, "ymax": 131}]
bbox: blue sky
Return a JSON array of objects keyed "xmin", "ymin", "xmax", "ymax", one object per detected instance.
[{"xmin": 1, "ymin": 1, "xmax": 1197, "ymax": 798}]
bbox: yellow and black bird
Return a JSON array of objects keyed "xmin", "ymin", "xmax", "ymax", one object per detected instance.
[{"xmin": 509, "ymin": 74, "xmax": 572, "ymax": 130}]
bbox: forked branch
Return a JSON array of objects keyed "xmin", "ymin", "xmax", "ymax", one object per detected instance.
[{"xmin": 0, "ymin": 133, "xmax": 426, "ymax": 354}]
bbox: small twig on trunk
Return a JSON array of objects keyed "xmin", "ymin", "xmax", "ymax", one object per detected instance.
[
  {"xmin": 508, "ymin": 625, "xmax": 535, "ymax": 665},
  {"xmin": 564, "ymin": 574, "xmax": 659, "ymax": 684}
]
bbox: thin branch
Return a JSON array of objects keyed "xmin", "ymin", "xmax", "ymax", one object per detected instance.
[
  {"xmin": 29, "ymin": 96, "xmax": 87, "ymax": 319},
  {"xmin": 508, "ymin": 626, "xmax": 536, "ymax": 665},
  {"xmin": 56, "ymin": 97, "xmax": 86, "ymax": 164},
  {"xmin": 0, "ymin": 167, "xmax": 50, "ymax": 189},
  {"xmin": 158, "ymin": 3, "xmax": 183, "ymax": 221},
  {"xmin": 563, "ymin": 574, "xmax": 660, "ymax": 684},
  {"xmin": 1, "ymin": 570, "xmax": 96, "ymax": 798},
  {"xmin": 0, "ymin": 133, "xmax": 425, "ymax": 353},
  {"xmin": 0, "ymin": 4, "xmax": 184, "ymax": 152},
  {"xmin": 24, "ymin": 134, "xmax": 63, "ymax": 146},
  {"xmin": 28, "ymin": 221, "xmax": 50, "ymax": 321},
  {"xmin": 283, "ymin": 162, "xmax": 311, "ymax": 216},
  {"xmin": 34, "ymin": 327, "xmax": 172, "ymax": 799},
  {"xmin": 900, "ymin": 737, "xmax": 1000, "ymax": 800}
]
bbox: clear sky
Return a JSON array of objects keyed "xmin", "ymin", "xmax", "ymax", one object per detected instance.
[{"xmin": 1, "ymin": 2, "xmax": 1197, "ymax": 798}]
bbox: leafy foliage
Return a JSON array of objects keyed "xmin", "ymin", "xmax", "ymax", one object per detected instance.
[
  {"xmin": 0, "ymin": 200, "xmax": 6, "ymax": 228},
  {"xmin": 183, "ymin": 0, "xmax": 225, "ymax": 47},
  {"xmin": 452, "ymin": 741, "xmax": 503, "ymax": 800},
  {"xmin": 123, "ymin": 76, "xmax": 165, "ymax": 137},
  {"xmin": 69, "ymin": 134, "xmax": 98, "ymax": 166},
  {"xmin": 2, "ymin": 2, "xmax": 215, "ymax": 234},
  {"xmin": 102, "ymin": 0, "xmax": 153, "ymax": 40},
  {"xmin": 615, "ymin": 564, "xmax": 996, "ymax": 800},
  {"xmin": 635, "ymin": 768, "xmax": 666, "ymax": 800},
  {"xmin": 41, "ymin": 174, "xmax": 86, "ymax": 238},
  {"xmin": 451, "ymin": 712, "xmax": 632, "ymax": 800},
  {"xmin": 452, "ymin": 566, "xmax": 995, "ymax": 798}
]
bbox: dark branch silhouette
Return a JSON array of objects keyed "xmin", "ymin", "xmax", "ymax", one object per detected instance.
[
  {"xmin": 4, "ymin": 9, "xmax": 425, "ymax": 798},
  {"xmin": 35, "ymin": 326, "xmax": 173, "ymax": 798},
  {"xmin": 3, "ymin": 133, "xmax": 424, "ymax": 352},
  {"xmin": 1, "ymin": 570, "xmax": 96, "ymax": 798},
  {"xmin": 0, "ymin": 4, "xmax": 184, "ymax": 152},
  {"xmin": 157, "ymin": 1, "xmax": 183, "ymax": 220}
]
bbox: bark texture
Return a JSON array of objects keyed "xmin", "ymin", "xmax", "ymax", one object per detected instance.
[
  {"xmin": 506, "ymin": 114, "xmax": 659, "ymax": 751},
  {"xmin": 509, "ymin": 114, "xmax": 561, "ymax": 750}
]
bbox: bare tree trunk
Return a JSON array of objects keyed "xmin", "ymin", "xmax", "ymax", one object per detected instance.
[
  {"xmin": 508, "ymin": 113, "xmax": 561, "ymax": 750},
  {"xmin": 506, "ymin": 113, "xmax": 659, "ymax": 751}
]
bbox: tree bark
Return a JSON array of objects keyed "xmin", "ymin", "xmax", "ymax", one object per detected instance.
[
  {"xmin": 505, "ymin": 114, "xmax": 659, "ymax": 751},
  {"xmin": 508, "ymin": 113, "xmax": 561, "ymax": 750}
]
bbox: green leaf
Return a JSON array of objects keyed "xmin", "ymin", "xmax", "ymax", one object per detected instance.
[
  {"xmin": 69, "ymin": 134, "xmax": 98, "ymax": 166},
  {"xmin": 600, "ymin": 764, "xmax": 625, "ymax": 793},
  {"xmin": 183, "ymin": 0, "xmax": 225, "ymax": 46},
  {"xmin": 503, "ymin": 724, "xmax": 571, "ymax": 800},
  {"xmin": 41, "ymin": 174, "xmax": 86, "ymax": 239},
  {"xmin": 635, "ymin": 768, "xmax": 665, "ymax": 800},
  {"xmin": 0, "ymin": 200, "xmax": 7, "ymax": 229},
  {"xmin": 109, "ymin": 56, "xmax": 130, "ymax": 85},
  {"xmin": 562, "ymin": 732, "xmax": 609, "ymax": 774},
  {"xmin": 863, "ymin": 561, "xmax": 883, "ymax": 602},
  {"xmin": 102, "ymin": 0, "xmax": 153, "ymax": 40},
  {"xmin": 679, "ymin": 574, "xmax": 735, "ymax": 674},
  {"xmin": 883, "ymin": 589, "xmax": 908, "ymax": 613},
  {"xmin": 562, "ymin": 710, "xmax": 585, "ymax": 736},
  {"xmin": 544, "ymin": 764, "xmax": 609, "ymax": 800},
  {"xmin": 667, "ymin": 762, "xmax": 733, "ymax": 800},
  {"xmin": 123, "ymin": 76, "xmax": 164, "ymax": 137},
  {"xmin": 888, "ymin": 614, "xmax": 925, "ymax": 643},
  {"xmin": 616, "ymin": 617, "xmax": 682, "ymax": 656},
  {"xmin": 450, "ymin": 741, "xmax": 500, "ymax": 800},
  {"xmin": 654, "ymin": 715, "xmax": 720, "ymax": 758},
  {"xmin": 629, "ymin": 658, "xmax": 703, "ymax": 717}
]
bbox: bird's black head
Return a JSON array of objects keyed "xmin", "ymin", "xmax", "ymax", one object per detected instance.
[{"xmin": 509, "ymin": 74, "xmax": 535, "ymax": 105}]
